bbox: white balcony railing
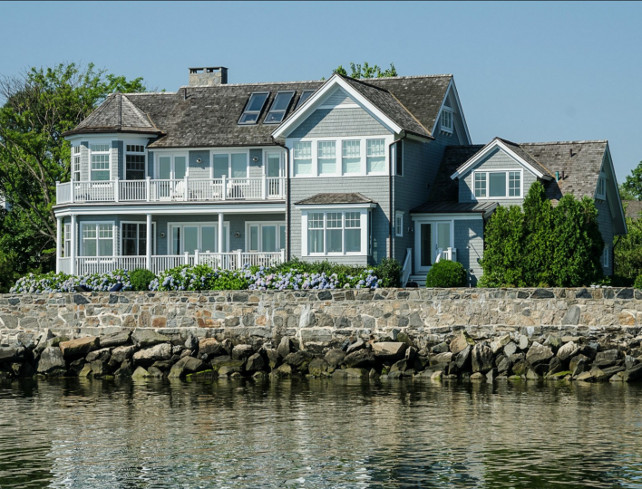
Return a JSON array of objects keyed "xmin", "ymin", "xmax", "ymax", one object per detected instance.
[
  {"xmin": 435, "ymin": 247, "xmax": 457, "ymax": 263},
  {"xmin": 61, "ymin": 250, "xmax": 285, "ymax": 276},
  {"xmin": 56, "ymin": 176, "xmax": 286, "ymax": 205}
]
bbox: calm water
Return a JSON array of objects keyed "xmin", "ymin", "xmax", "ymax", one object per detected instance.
[{"xmin": 1, "ymin": 377, "xmax": 641, "ymax": 489}]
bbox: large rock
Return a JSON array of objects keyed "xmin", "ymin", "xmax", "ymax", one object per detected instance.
[
  {"xmin": 504, "ymin": 342, "xmax": 518, "ymax": 357},
  {"xmin": 594, "ymin": 349, "xmax": 621, "ymax": 368},
  {"xmin": 168, "ymin": 356, "xmax": 205, "ymax": 379},
  {"xmin": 198, "ymin": 338, "xmax": 227, "ymax": 357},
  {"xmin": 346, "ymin": 339, "xmax": 366, "ymax": 354},
  {"xmin": 283, "ymin": 350, "xmax": 314, "ymax": 372},
  {"xmin": 623, "ymin": 363, "xmax": 642, "ymax": 382},
  {"xmin": 86, "ymin": 347, "xmax": 110, "ymax": 363},
  {"xmin": 0, "ymin": 347, "xmax": 20, "ymax": 362},
  {"xmin": 454, "ymin": 345, "xmax": 472, "ymax": 371},
  {"xmin": 490, "ymin": 335, "xmax": 512, "ymax": 355},
  {"xmin": 570, "ymin": 354, "xmax": 589, "ymax": 376},
  {"xmin": 430, "ymin": 352, "xmax": 453, "ymax": 366},
  {"xmin": 100, "ymin": 331, "xmax": 131, "ymax": 348},
  {"xmin": 324, "ymin": 349, "xmax": 346, "ymax": 369},
  {"xmin": 526, "ymin": 342, "xmax": 553, "ymax": 366},
  {"xmin": 308, "ymin": 358, "xmax": 329, "ymax": 377},
  {"xmin": 245, "ymin": 353, "xmax": 266, "ymax": 373},
  {"xmin": 333, "ymin": 368, "xmax": 368, "ymax": 380},
  {"xmin": 471, "ymin": 343, "xmax": 493, "ymax": 374},
  {"xmin": 557, "ymin": 341, "xmax": 580, "ymax": 362},
  {"xmin": 59, "ymin": 336, "xmax": 99, "ymax": 359},
  {"xmin": 232, "ymin": 344, "xmax": 255, "ymax": 361},
  {"xmin": 131, "ymin": 366, "xmax": 151, "ymax": 380},
  {"xmin": 132, "ymin": 329, "xmax": 170, "ymax": 348},
  {"xmin": 450, "ymin": 332, "xmax": 474, "ymax": 355},
  {"xmin": 37, "ymin": 346, "xmax": 66, "ymax": 373},
  {"xmin": 343, "ymin": 349, "xmax": 375, "ymax": 369},
  {"xmin": 110, "ymin": 345, "xmax": 136, "ymax": 364},
  {"xmin": 277, "ymin": 337, "xmax": 293, "ymax": 359},
  {"xmin": 132, "ymin": 343, "xmax": 172, "ymax": 366}
]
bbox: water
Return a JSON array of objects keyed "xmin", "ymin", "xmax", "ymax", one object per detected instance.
[{"xmin": 1, "ymin": 377, "xmax": 641, "ymax": 489}]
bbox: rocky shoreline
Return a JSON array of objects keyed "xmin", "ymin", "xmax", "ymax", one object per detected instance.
[{"xmin": 2, "ymin": 327, "xmax": 642, "ymax": 384}]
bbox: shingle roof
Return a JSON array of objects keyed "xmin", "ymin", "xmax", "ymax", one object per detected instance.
[
  {"xmin": 427, "ymin": 145, "xmax": 483, "ymax": 202},
  {"xmin": 66, "ymin": 74, "xmax": 453, "ymax": 148},
  {"xmin": 295, "ymin": 193, "xmax": 376, "ymax": 206},
  {"xmin": 65, "ymin": 93, "xmax": 162, "ymax": 136},
  {"xmin": 496, "ymin": 138, "xmax": 553, "ymax": 177},
  {"xmin": 411, "ymin": 201, "xmax": 498, "ymax": 217}
]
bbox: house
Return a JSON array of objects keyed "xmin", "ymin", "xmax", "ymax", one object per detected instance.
[{"xmin": 54, "ymin": 66, "xmax": 626, "ymax": 284}]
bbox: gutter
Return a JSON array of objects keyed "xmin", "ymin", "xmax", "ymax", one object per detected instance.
[{"xmin": 272, "ymin": 137, "xmax": 291, "ymax": 261}]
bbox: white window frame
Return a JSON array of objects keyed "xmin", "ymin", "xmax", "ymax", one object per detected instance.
[
  {"xmin": 154, "ymin": 152, "xmax": 189, "ymax": 179},
  {"xmin": 596, "ymin": 172, "xmax": 606, "ymax": 200},
  {"xmin": 211, "ymin": 150, "xmax": 249, "ymax": 179},
  {"xmin": 89, "ymin": 143, "xmax": 111, "ymax": 181},
  {"xmin": 472, "ymin": 169, "xmax": 523, "ymax": 199},
  {"xmin": 395, "ymin": 211, "xmax": 404, "ymax": 237},
  {"xmin": 289, "ymin": 135, "xmax": 392, "ymax": 178},
  {"xmin": 63, "ymin": 223, "xmax": 71, "ymax": 257},
  {"xmin": 168, "ymin": 221, "xmax": 230, "ymax": 254},
  {"xmin": 124, "ymin": 143, "xmax": 147, "ymax": 181},
  {"xmin": 602, "ymin": 245, "xmax": 610, "ymax": 268},
  {"xmin": 440, "ymin": 106, "xmax": 454, "ymax": 134},
  {"xmin": 120, "ymin": 221, "xmax": 156, "ymax": 256},
  {"xmin": 300, "ymin": 207, "xmax": 370, "ymax": 256},
  {"xmin": 79, "ymin": 221, "xmax": 116, "ymax": 257},
  {"xmin": 245, "ymin": 221, "xmax": 286, "ymax": 252},
  {"xmin": 71, "ymin": 145, "xmax": 81, "ymax": 182}
]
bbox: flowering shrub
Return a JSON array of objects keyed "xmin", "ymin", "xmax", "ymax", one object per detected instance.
[
  {"xmin": 11, "ymin": 269, "xmax": 131, "ymax": 293},
  {"xmin": 246, "ymin": 265, "xmax": 379, "ymax": 291}
]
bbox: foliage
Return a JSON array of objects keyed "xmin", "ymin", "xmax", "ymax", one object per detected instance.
[
  {"xmin": 634, "ymin": 274, "xmax": 642, "ymax": 289},
  {"xmin": 621, "ymin": 161, "xmax": 642, "ymax": 200},
  {"xmin": 0, "ymin": 62, "xmax": 146, "ymax": 280},
  {"xmin": 150, "ymin": 264, "xmax": 217, "ymax": 291},
  {"xmin": 374, "ymin": 258, "xmax": 401, "ymax": 287},
  {"xmin": 615, "ymin": 215, "xmax": 642, "ymax": 281},
  {"xmin": 333, "ymin": 62, "xmax": 397, "ymax": 79},
  {"xmin": 479, "ymin": 182, "xmax": 604, "ymax": 287},
  {"xmin": 129, "ymin": 268, "xmax": 157, "ymax": 291},
  {"xmin": 10, "ymin": 269, "xmax": 131, "ymax": 293},
  {"xmin": 425, "ymin": 260, "xmax": 467, "ymax": 287}
]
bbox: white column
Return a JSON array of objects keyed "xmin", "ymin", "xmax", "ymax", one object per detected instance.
[
  {"xmin": 146, "ymin": 213, "xmax": 152, "ymax": 270},
  {"xmin": 56, "ymin": 217, "xmax": 62, "ymax": 273},
  {"xmin": 218, "ymin": 212, "xmax": 224, "ymax": 254},
  {"xmin": 70, "ymin": 214, "xmax": 77, "ymax": 276}
]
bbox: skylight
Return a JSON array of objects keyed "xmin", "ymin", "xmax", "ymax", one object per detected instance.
[
  {"xmin": 264, "ymin": 91, "xmax": 295, "ymax": 124},
  {"xmin": 238, "ymin": 92, "xmax": 269, "ymax": 125},
  {"xmin": 295, "ymin": 90, "xmax": 315, "ymax": 109}
]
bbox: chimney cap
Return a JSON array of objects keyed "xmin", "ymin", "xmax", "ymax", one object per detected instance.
[{"xmin": 189, "ymin": 66, "xmax": 228, "ymax": 74}]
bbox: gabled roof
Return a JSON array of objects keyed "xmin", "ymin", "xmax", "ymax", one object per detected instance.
[
  {"xmin": 427, "ymin": 145, "xmax": 484, "ymax": 202},
  {"xmin": 294, "ymin": 193, "xmax": 376, "ymax": 206},
  {"xmin": 64, "ymin": 93, "xmax": 163, "ymax": 136}
]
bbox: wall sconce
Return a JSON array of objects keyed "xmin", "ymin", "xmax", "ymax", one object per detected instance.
[
  {"xmin": 234, "ymin": 231, "xmax": 241, "ymax": 238},
  {"xmin": 160, "ymin": 232, "xmax": 166, "ymax": 238},
  {"xmin": 252, "ymin": 156, "xmax": 259, "ymax": 162},
  {"xmin": 196, "ymin": 158, "xmax": 202, "ymax": 164}
]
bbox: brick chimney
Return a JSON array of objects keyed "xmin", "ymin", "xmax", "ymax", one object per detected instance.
[{"xmin": 188, "ymin": 67, "xmax": 228, "ymax": 86}]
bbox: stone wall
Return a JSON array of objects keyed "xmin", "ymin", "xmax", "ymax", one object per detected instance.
[{"xmin": 2, "ymin": 287, "xmax": 641, "ymax": 348}]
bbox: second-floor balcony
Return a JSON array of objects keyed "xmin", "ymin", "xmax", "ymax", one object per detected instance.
[{"xmin": 56, "ymin": 176, "xmax": 286, "ymax": 205}]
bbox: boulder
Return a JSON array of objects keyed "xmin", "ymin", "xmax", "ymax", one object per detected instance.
[
  {"xmin": 526, "ymin": 342, "xmax": 553, "ymax": 366},
  {"xmin": 495, "ymin": 355, "xmax": 511, "ymax": 374},
  {"xmin": 623, "ymin": 363, "xmax": 642, "ymax": 382},
  {"xmin": 343, "ymin": 349, "xmax": 375, "ymax": 370},
  {"xmin": 503, "ymin": 342, "xmax": 518, "ymax": 357},
  {"xmin": 557, "ymin": 341, "xmax": 580, "ymax": 362},
  {"xmin": 263, "ymin": 348, "xmax": 280, "ymax": 369},
  {"xmin": 210, "ymin": 356, "xmax": 244, "ymax": 372},
  {"xmin": 86, "ymin": 347, "xmax": 110, "ymax": 363},
  {"xmin": 283, "ymin": 350, "xmax": 314, "ymax": 372},
  {"xmin": 450, "ymin": 332, "xmax": 474, "ymax": 355},
  {"xmin": 110, "ymin": 345, "xmax": 136, "ymax": 364},
  {"xmin": 90, "ymin": 359, "xmax": 109, "ymax": 377},
  {"xmin": 544, "ymin": 335, "xmax": 563, "ymax": 352},
  {"xmin": 372, "ymin": 342, "xmax": 407, "ymax": 360},
  {"xmin": 570, "ymin": 354, "xmax": 589, "ymax": 376},
  {"xmin": 115, "ymin": 359, "xmax": 133, "ymax": 378},
  {"xmin": 471, "ymin": 343, "xmax": 493, "ymax": 374},
  {"xmin": 333, "ymin": 368, "xmax": 368, "ymax": 380},
  {"xmin": 59, "ymin": 336, "xmax": 99, "ymax": 359},
  {"xmin": 324, "ymin": 349, "xmax": 346, "ymax": 369},
  {"xmin": 131, "ymin": 366, "xmax": 151, "ymax": 379},
  {"xmin": 593, "ymin": 349, "xmax": 621, "ymax": 368},
  {"xmin": 430, "ymin": 352, "xmax": 453, "ymax": 366},
  {"xmin": 308, "ymin": 358, "xmax": 329, "ymax": 377},
  {"xmin": 0, "ymin": 347, "xmax": 20, "ymax": 362},
  {"xmin": 346, "ymin": 339, "xmax": 366, "ymax": 354},
  {"xmin": 100, "ymin": 331, "xmax": 131, "ymax": 348},
  {"xmin": 168, "ymin": 356, "xmax": 205, "ymax": 379},
  {"xmin": 131, "ymin": 329, "xmax": 170, "ymax": 348},
  {"xmin": 37, "ymin": 346, "xmax": 66, "ymax": 374},
  {"xmin": 490, "ymin": 335, "xmax": 512, "ymax": 355},
  {"xmin": 132, "ymin": 343, "xmax": 172, "ymax": 366},
  {"xmin": 454, "ymin": 345, "xmax": 472, "ymax": 371},
  {"xmin": 270, "ymin": 363, "xmax": 293, "ymax": 378},
  {"xmin": 547, "ymin": 357, "xmax": 564, "ymax": 376},
  {"xmin": 232, "ymin": 344, "xmax": 255, "ymax": 361},
  {"xmin": 245, "ymin": 353, "xmax": 266, "ymax": 373},
  {"xmin": 277, "ymin": 337, "xmax": 293, "ymax": 359},
  {"xmin": 184, "ymin": 334, "xmax": 198, "ymax": 350},
  {"xmin": 518, "ymin": 334, "xmax": 530, "ymax": 351},
  {"xmin": 198, "ymin": 338, "xmax": 227, "ymax": 357},
  {"xmin": 431, "ymin": 342, "xmax": 450, "ymax": 354}
]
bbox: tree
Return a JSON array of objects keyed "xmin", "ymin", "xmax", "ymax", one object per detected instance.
[
  {"xmin": 0, "ymin": 63, "xmax": 146, "ymax": 290},
  {"xmin": 621, "ymin": 160, "xmax": 642, "ymax": 200},
  {"xmin": 521, "ymin": 181, "xmax": 554, "ymax": 286},
  {"xmin": 333, "ymin": 62, "xmax": 397, "ymax": 79}
]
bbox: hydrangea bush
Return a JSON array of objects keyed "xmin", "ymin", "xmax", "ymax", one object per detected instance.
[{"xmin": 11, "ymin": 269, "xmax": 131, "ymax": 293}]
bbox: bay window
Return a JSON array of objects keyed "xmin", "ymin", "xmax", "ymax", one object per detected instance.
[
  {"xmin": 303, "ymin": 210, "xmax": 366, "ymax": 255},
  {"xmin": 90, "ymin": 144, "xmax": 110, "ymax": 181},
  {"xmin": 72, "ymin": 146, "xmax": 81, "ymax": 181},
  {"xmin": 473, "ymin": 170, "xmax": 521, "ymax": 198}
]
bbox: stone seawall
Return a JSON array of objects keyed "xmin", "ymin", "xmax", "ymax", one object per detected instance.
[{"xmin": 2, "ymin": 288, "xmax": 642, "ymax": 383}]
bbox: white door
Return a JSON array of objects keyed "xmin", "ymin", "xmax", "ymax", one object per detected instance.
[
  {"xmin": 265, "ymin": 152, "xmax": 284, "ymax": 197},
  {"xmin": 415, "ymin": 221, "xmax": 452, "ymax": 273}
]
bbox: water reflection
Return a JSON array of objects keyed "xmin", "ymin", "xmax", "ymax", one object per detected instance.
[{"xmin": 0, "ymin": 377, "xmax": 641, "ymax": 488}]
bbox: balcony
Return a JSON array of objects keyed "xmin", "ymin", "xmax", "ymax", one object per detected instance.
[
  {"xmin": 56, "ymin": 176, "xmax": 286, "ymax": 205},
  {"xmin": 58, "ymin": 250, "xmax": 285, "ymax": 276}
]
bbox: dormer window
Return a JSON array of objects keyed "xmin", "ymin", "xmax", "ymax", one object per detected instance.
[
  {"xmin": 295, "ymin": 90, "xmax": 315, "ymax": 109},
  {"xmin": 596, "ymin": 172, "xmax": 606, "ymax": 199},
  {"xmin": 238, "ymin": 92, "xmax": 269, "ymax": 125},
  {"xmin": 264, "ymin": 91, "xmax": 295, "ymax": 124},
  {"xmin": 440, "ymin": 106, "xmax": 453, "ymax": 134}
]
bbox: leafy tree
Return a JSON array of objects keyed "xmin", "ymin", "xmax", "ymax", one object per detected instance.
[
  {"xmin": 615, "ymin": 212, "xmax": 642, "ymax": 283},
  {"xmin": 522, "ymin": 181, "xmax": 554, "ymax": 286},
  {"xmin": 0, "ymin": 63, "xmax": 146, "ymax": 290},
  {"xmin": 621, "ymin": 160, "xmax": 642, "ymax": 200},
  {"xmin": 333, "ymin": 62, "xmax": 397, "ymax": 79}
]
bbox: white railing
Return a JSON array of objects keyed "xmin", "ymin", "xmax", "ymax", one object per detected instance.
[
  {"xmin": 56, "ymin": 176, "xmax": 286, "ymax": 204},
  {"xmin": 435, "ymin": 247, "xmax": 457, "ymax": 263},
  {"xmin": 401, "ymin": 248, "xmax": 412, "ymax": 287},
  {"xmin": 76, "ymin": 256, "xmax": 147, "ymax": 275}
]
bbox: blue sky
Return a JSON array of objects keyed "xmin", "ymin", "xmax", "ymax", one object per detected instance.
[{"xmin": 2, "ymin": 1, "xmax": 641, "ymax": 183}]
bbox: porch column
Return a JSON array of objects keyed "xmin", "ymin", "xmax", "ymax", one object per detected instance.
[
  {"xmin": 70, "ymin": 214, "xmax": 77, "ymax": 276},
  {"xmin": 56, "ymin": 217, "xmax": 62, "ymax": 273},
  {"xmin": 146, "ymin": 213, "xmax": 152, "ymax": 271},
  {"xmin": 218, "ymin": 212, "xmax": 224, "ymax": 254}
]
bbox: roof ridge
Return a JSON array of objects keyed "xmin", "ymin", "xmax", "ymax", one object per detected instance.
[{"xmin": 519, "ymin": 139, "xmax": 608, "ymax": 145}]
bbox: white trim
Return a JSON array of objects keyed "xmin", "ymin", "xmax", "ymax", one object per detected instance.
[
  {"xmin": 439, "ymin": 106, "xmax": 453, "ymax": 134},
  {"xmin": 413, "ymin": 219, "xmax": 455, "ymax": 273},
  {"xmin": 272, "ymin": 74, "xmax": 403, "ymax": 138},
  {"xmin": 124, "ymin": 139, "xmax": 149, "ymax": 180},
  {"xmin": 53, "ymin": 203, "xmax": 286, "ymax": 217},
  {"xmin": 471, "ymin": 168, "xmax": 523, "ymax": 200},
  {"xmin": 79, "ymin": 220, "xmax": 116, "ymax": 256},
  {"xmin": 450, "ymin": 138, "xmax": 546, "ymax": 180},
  {"xmin": 411, "ymin": 213, "xmax": 484, "ymax": 221},
  {"xmin": 295, "ymin": 203, "xmax": 376, "ymax": 211},
  {"xmin": 167, "ymin": 221, "xmax": 230, "ymax": 254},
  {"xmin": 88, "ymin": 143, "xmax": 112, "ymax": 181},
  {"xmin": 432, "ymin": 78, "xmax": 472, "ymax": 144},
  {"xmin": 395, "ymin": 210, "xmax": 404, "ymax": 237},
  {"xmin": 301, "ymin": 207, "xmax": 369, "ymax": 257},
  {"xmin": 211, "ymin": 149, "xmax": 250, "ymax": 179},
  {"xmin": 155, "ymin": 152, "xmax": 189, "ymax": 179}
]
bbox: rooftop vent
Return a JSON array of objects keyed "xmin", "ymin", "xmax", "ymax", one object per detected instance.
[{"xmin": 188, "ymin": 66, "xmax": 228, "ymax": 86}]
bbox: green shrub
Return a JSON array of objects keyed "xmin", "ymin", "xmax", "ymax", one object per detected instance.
[
  {"xmin": 130, "ymin": 268, "xmax": 157, "ymax": 291},
  {"xmin": 425, "ymin": 260, "xmax": 468, "ymax": 287},
  {"xmin": 634, "ymin": 274, "xmax": 642, "ymax": 289},
  {"xmin": 375, "ymin": 258, "xmax": 401, "ymax": 287}
]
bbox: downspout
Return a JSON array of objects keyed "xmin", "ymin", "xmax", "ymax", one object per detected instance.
[
  {"xmin": 389, "ymin": 133, "xmax": 406, "ymax": 261},
  {"xmin": 272, "ymin": 138, "xmax": 291, "ymax": 261}
]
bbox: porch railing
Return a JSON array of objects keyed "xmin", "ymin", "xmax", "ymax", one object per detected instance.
[
  {"xmin": 435, "ymin": 247, "xmax": 457, "ymax": 263},
  {"xmin": 401, "ymin": 248, "xmax": 412, "ymax": 287},
  {"xmin": 56, "ymin": 176, "xmax": 286, "ymax": 205}
]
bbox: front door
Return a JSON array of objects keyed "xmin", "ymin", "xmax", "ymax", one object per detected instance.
[
  {"xmin": 415, "ymin": 221, "xmax": 452, "ymax": 274},
  {"xmin": 265, "ymin": 152, "xmax": 284, "ymax": 197}
]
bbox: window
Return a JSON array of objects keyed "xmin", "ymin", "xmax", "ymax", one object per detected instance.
[
  {"xmin": 602, "ymin": 245, "xmax": 610, "ymax": 268},
  {"xmin": 213, "ymin": 153, "xmax": 248, "ymax": 179},
  {"xmin": 264, "ymin": 91, "xmax": 294, "ymax": 124},
  {"xmin": 125, "ymin": 144, "xmax": 146, "ymax": 180},
  {"xmin": 473, "ymin": 170, "xmax": 521, "ymax": 198},
  {"xmin": 81, "ymin": 223, "xmax": 113, "ymax": 256},
  {"xmin": 597, "ymin": 173, "xmax": 606, "ymax": 199},
  {"xmin": 342, "ymin": 140, "xmax": 361, "ymax": 174},
  {"xmin": 247, "ymin": 222, "xmax": 286, "ymax": 252},
  {"xmin": 395, "ymin": 211, "xmax": 404, "ymax": 237},
  {"xmin": 441, "ymin": 107, "xmax": 453, "ymax": 133},
  {"xmin": 295, "ymin": 90, "xmax": 315, "ymax": 109},
  {"xmin": 122, "ymin": 223, "xmax": 155, "ymax": 256},
  {"xmin": 72, "ymin": 146, "xmax": 81, "ymax": 182},
  {"xmin": 367, "ymin": 139, "xmax": 386, "ymax": 174},
  {"xmin": 317, "ymin": 141, "xmax": 336, "ymax": 175},
  {"xmin": 90, "ymin": 144, "xmax": 110, "ymax": 181},
  {"xmin": 304, "ymin": 210, "xmax": 364, "ymax": 255},
  {"xmin": 238, "ymin": 92, "xmax": 269, "ymax": 125},
  {"xmin": 169, "ymin": 223, "xmax": 229, "ymax": 254},
  {"xmin": 293, "ymin": 141, "xmax": 312, "ymax": 176},
  {"xmin": 63, "ymin": 223, "xmax": 71, "ymax": 257}
]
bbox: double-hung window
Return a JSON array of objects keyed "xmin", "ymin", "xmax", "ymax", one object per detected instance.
[
  {"xmin": 293, "ymin": 141, "xmax": 312, "ymax": 176},
  {"xmin": 441, "ymin": 107, "xmax": 453, "ymax": 133},
  {"xmin": 473, "ymin": 170, "xmax": 521, "ymax": 198},
  {"xmin": 125, "ymin": 145, "xmax": 146, "ymax": 180},
  {"xmin": 342, "ymin": 140, "xmax": 361, "ymax": 174},
  {"xmin": 81, "ymin": 223, "xmax": 113, "ymax": 256},
  {"xmin": 90, "ymin": 144, "xmax": 110, "ymax": 181},
  {"xmin": 305, "ymin": 210, "xmax": 363, "ymax": 255},
  {"xmin": 71, "ymin": 146, "xmax": 81, "ymax": 181},
  {"xmin": 596, "ymin": 172, "xmax": 606, "ymax": 199},
  {"xmin": 63, "ymin": 223, "xmax": 71, "ymax": 257},
  {"xmin": 367, "ymin": 139, "xmax": 386, "ymax": 174},
  {"xmin": 317, "ymin": 141, "xmax": 336, "ymax": 175}
]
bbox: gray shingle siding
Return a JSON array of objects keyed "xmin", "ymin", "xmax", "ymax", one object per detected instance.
[
  {"xmin": 289, "ymin": 107, "xmax": 392, "ymax": 139},
  {"xmin": 80, "ymin": 141, "xmax": 89, "ymax": 181},
  {"xmin": 188, "ymin": 150, "xmax": 210, "ymax": 179},
  {"xmin": 111, "ymin": 140, "xmax": 120, "ymax": 181},
  {"xmin": 324, "ymin": 87, "xmax": 352, "ymax": 107},
  {"xmin": 454, "ymin": 219, "xmax": 484, "ymax": 285},
  {"xmin": 249, "ymin": 149, "xmax": 262, "ymax": 178}
]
